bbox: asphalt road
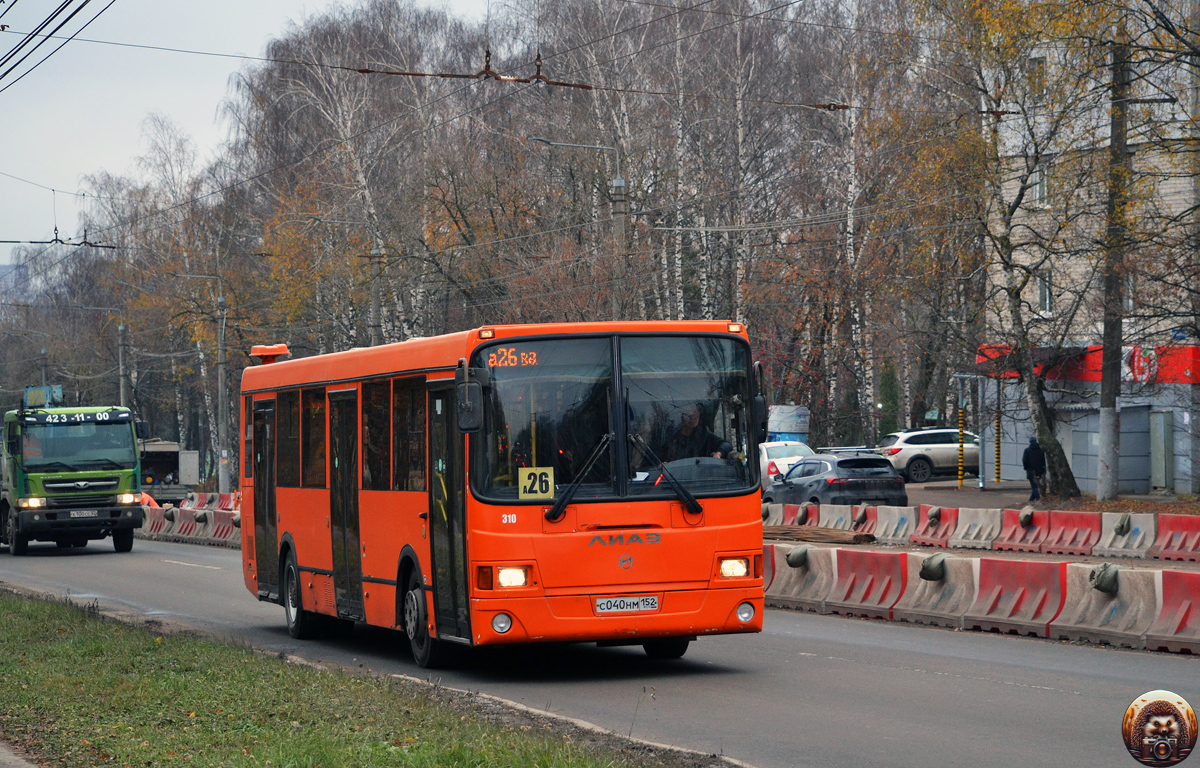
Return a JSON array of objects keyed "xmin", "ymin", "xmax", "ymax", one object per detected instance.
[{"xmin": 0, "ymin": 538, "xmax": 1195, "ymax": 768}]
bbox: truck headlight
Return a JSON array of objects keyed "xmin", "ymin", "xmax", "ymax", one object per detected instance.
[
  {"xmin": 719, "ymin": 557, "xmax": 750, "ymax": 578},
  {"xmin": 118, "ymin": 493, "xmax": 138, "ymax": 505},
  {"xmin": 18, "ymin": 497, "xmax": 45, "ymax": 509},
  {"xmin": 496, "ymin": 567, "xmax": 528, "ymax": 588}
]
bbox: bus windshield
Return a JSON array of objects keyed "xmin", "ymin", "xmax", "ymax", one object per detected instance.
[
  {"xmin": 471, "ymin": 334, "xmax": 755, "ymax": 502},
  {"xmin": 22, "ymin": 422, "xmax": 138, "ymax": 471}
]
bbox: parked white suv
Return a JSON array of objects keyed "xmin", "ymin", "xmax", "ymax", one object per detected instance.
[{"xmin": 876, "ymin": 428, "xmax": 979, "ymax": 483}]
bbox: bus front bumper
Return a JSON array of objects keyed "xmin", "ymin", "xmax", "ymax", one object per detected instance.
[
  {"xmin": 465, "ymin": 586, "xmax": 763, "ymax": 646},
  {"xmin": 14, "ymin": 506, "xmax": 143, "ymax": 542}
]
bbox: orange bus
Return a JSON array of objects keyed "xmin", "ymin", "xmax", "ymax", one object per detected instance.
[{"xmin": 240, "ymin": 321, "xmax": 765, "ymax": 666}]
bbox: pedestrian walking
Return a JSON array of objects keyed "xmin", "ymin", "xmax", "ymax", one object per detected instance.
[{"xmin": 1022, "ymin": 436, "xmax": 1046, "ymax": 501}]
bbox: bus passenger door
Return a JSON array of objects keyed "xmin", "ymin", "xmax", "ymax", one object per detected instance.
[
  {"xmin": 252, "ymin": 400, "xmax": 279, "ymax": 601},
  {"xmin": 428, "ymin": 388, "xmax": 470, "ymax": 641},
  {"xmin": 329, "ymin": 390, "xmax": 365, "ymax": 620}
]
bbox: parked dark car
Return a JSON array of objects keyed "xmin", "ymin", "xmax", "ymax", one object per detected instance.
[{"xmin": 761, "ymin": 452, "xmax": 909, "ymax": 507}]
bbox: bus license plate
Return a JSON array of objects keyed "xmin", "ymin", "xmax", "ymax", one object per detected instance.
[
  {"xmin": 595, "ymin": 596, "xmax": 658, "ymax": 614},
  {"xmin": 69, "ymin": 510, "xmax": 98, "ymax": 518}
]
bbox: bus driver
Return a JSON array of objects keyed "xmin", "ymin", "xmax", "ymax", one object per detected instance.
[{"xmin": 663, "ymin": 403, "xmax": 732, "ymax": 462}]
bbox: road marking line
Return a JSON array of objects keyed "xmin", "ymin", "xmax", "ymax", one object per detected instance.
[{"xmin": 162, "ymin": 559, "xmax": 221, "ymax": 570}]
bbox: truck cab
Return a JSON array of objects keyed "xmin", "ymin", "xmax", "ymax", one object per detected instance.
[{"xmin": 1, "ymin": 406, "xmax": 145, "ymax": 554}]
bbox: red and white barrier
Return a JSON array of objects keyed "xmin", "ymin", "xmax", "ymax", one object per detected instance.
[
  {"xmin": 1049, "ymin": 564, "xmax": 1160, "ymax": 649},
  {"xmin": 1039, "ymin": 510, "xmax": 1101, "ymax": 556},
  {"xmin": 991, "ymin": 509, "xmax": 1049, "ymax": 552},
  {"xmin": 963, "ymin": 557, "xmax": 1068, "ymax": 637},
  {"xmin": 910, "ymin": 505, "xmax": 958, "ymax": 548},
  {"xmin": 1144, "ymin": 569, "xmax": 1200, "ymax": 654},
  {"xmin": 1147, "ymin": 514, "xmax": 1200, "ymax": 562},
  {"xmin": 823, "ymin": 549, "xmax": 907, "ymax": 620}
]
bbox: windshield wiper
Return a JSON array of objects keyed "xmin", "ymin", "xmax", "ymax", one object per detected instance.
[
  {"xmin": 545, "ymin": 432, "xmax": 614, "ymax": 522},
  {"xmin": 628, "ymin": 434, "xmax": 703, "ymax": 516},
  {"xmin": 78, "ymin": 458, "xmax": 130, "ymax": 470},
  {"xmin": 25, "ymin": 461, "xmax": 78, "ymax": 472}
]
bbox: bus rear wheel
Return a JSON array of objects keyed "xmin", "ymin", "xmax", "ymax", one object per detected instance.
[
  {"xmin": 403, "ymin": 571, "xmax": 445, "ymax": 668},
  {"xmin": 112, "ymin": 529, "xmax": 134, "ymax": 553},
  {"xmin": 643, "ymin": 637, "xmax": 690, "ymax": 660}
]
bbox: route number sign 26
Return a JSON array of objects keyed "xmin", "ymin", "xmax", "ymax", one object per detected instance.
[{"xmin": 517, "ymin": 467, "xmax": 555, "ymax": 500}]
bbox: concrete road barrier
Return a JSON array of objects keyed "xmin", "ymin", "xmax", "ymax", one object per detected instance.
[
  {"xmin": 823, "ymin": 549, "xmax": 907, "ymax": 620},
  {"xmin": 763, "ymin": 501, "xmax": 782, "ymax": 525},
  {"xmin": 873, "ymin": 506, "xmax": 917, "ymax": 545},
  {"xmin": 852, "ymin": 505, "xmax": 877, "ymax": 534},
  {"xmin": 947, "ymin": 508, "xmax": 1002, "ymax": 550},
  {"xmin": 1144, "ymin": 569, "xmax": 1200, "ymax": 654},
  {"xmin": 764, "ymin": 543, "xmax": 836, "ymax": 614},
  {"xmin": 1147, "ymin": 514, "xmax": 1200, "ymax": 562},
  {"xmin": 910, "ymin": 505, "xmax": 958, "ymax": 548},
  {"xmin": 781, "ymin": 504, "xmax": 809, "ymax": 526},
  {"xmin": 1094, "ymin": 513, "xmax": 1156, "ymax": 559},
  {"xmin": 963, "ymin": 557, "xmax": 1068, "ymax": 637},
  {"xmin": 209, "ymin": 509, "xmax": 239, "ymax": 544},
  {"xmin": 992, "ymin": 509, "xmax": 1050, "ymax": 552},
  {"xmin": 818, "ymin": 505, "xmax": 857, "ymax": 530},
  {"xmin": 893, "ymin": 552, "xmax": 979, "ymax": 629},
  {"xmin": 1049, "ymin": 563, "xmax": 1161, "ymax": 649},
  {"xmin": 141, "ymin": 505, "xmax": 170, "ymax": 536},
  {"xmin": 1040, "ymin": 510, "xmax": 1101, "ymax": 556}
]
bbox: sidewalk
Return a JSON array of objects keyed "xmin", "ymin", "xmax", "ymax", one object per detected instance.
[{"xmin": 0, "ymin": 743, "xmax": 36, "ymax": 768}]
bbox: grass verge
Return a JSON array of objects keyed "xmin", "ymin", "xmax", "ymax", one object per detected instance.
[{"xmin": 0, "ymin": 589, "xmax": 692, "ymax": 768}]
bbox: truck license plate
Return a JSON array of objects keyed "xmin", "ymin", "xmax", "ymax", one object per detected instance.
[
  {"xmin": 595, "ymin": 595, "xmax": 659, "ymax": 614},
  {"xmin": 69, "ymin": 510, "xmax": 98, "ymax": 518}
]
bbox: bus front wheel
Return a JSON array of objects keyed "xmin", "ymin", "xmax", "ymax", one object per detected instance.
[
  {"xmin": 643, "ymin": 637, "xmax": 690, "ymax": 659},
  {"xmin": 283, "ymin": 552, "xmax": 317, "ymax": 639},
  {"xmin": 403, "ymin": 571, "xmax": 445, "ymax": 668}
]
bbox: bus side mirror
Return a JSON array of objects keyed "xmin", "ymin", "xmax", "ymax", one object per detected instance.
[
  {"xmin": 455, "ymin": 362, "xmax": 484, "ymax": 433},
  {"xmin": 135, "ymin": 421, "xmax": 151, "ymax": 440},
  {"xmin": 753, "ymin": 395, "xmax": 767, "ymax": 443}
]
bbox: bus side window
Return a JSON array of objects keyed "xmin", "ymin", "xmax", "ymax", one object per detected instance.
[
  {"xmin": 277, "ymin": 390, "xmax": 301, "ymax": 487},
  {"xmin": 301, "ymin": 387, "xmax": 326, "ymax": 488},
  {"xmin": 362, "ymin": 380, "xmax": 391, "ymax": 490},
  {"xmin": 392, "ymin": 379, "xmax": 426, "ymax": 492},
  {"xmin": 243, "ymin": 396, "xmax": 253, "ymax": 479}
]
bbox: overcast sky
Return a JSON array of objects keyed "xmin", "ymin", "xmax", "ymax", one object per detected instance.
[{"xmin": 0, "ymin": 0, "xmax": 487, "ymax": 266}]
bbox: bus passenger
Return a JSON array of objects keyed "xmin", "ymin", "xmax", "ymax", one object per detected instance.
[{"xmin": 663, "ymin": 403, "xmax": 731, "ymax": 462}]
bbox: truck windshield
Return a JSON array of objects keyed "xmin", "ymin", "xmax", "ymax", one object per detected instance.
[
  {"xmin": 22, "ymin": 422, "xmax": 138, "ymax": 471},
  {"xmin": 471, "ymin": 334, "xmax": 755, "ymax": 502}
]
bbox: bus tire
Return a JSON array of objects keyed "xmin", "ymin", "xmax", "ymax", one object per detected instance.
[
  {"xmin": 283, "ymin": 552, "xmax": 317, "ymax": 639},
  {"xmin": 403, "ymin": 571, "xmax": 445, "ymax": 668},
  {"xmin": 643, "ymin": 637, "xmax": 690, "ymax": 659},
  {"xmin": 8, "ymin": 511, "xmax": 27, "ymax": 556},
  {"xmin": 112, "ymin": 529, "xmax": 134, "ymax": 553}
]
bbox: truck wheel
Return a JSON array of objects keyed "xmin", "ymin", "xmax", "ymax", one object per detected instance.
[
  {"xmin": 112, "ymin": 529, "xmax": 134, "ymax": 553},
  {"xmin": 8, "ymin": 511, "xmax": 27, "ymax": 556},
  {"xmin": 403, "ymin": 571, "xmax": 445, "ymax": 668}
]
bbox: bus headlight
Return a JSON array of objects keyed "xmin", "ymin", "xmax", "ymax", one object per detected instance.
[
  {"xmin": 118, "ymin": 493, "xmax": 138, "ymax": 505},
  {"xmin": 736, "ymin": 602, "xmax": 755, "ymax": 622},
  {"xmin": 18, "ymin": 497, "xmax": 45, "ymax": 509},
  {"xmin": 491, "ymin": 613, "xmax": 512, "ymax": 633},
  {"xmin": 719, "ymin": 557, "xmax": 750, "ymax": 578},
  {"xmin": 497, "ymin": 567, "xmax": 528, "ymax": 588}
]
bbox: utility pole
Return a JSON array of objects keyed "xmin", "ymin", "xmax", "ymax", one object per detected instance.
[
  {"xmin": 609, "ymin": 175, "xmax": 627, "ymax": 319},
  {"xmin": 368, "ymin": 244, "xmax": 383, "ymax": 346},
  {"xmin": 530, "ymin": 138, "xmax": 625, "ymax": 320},
  {"xmin": 40, "ymin": 347, "xmax": 47, "ymax": 386},
  {"xmin": 1098, "ymin": 32, "xmax": 1131, "ymax": 502},
  {"xmin": 217, "ymin": 295, "xmax": 229, "ymax": 494},
  {"xmin": 118, "ymin": 324, "xmax": 127, "ymax": 407}
]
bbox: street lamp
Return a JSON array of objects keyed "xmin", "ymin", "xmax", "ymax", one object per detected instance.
[
  {"xmin": 174, "ymin": 273, "xmax": 230, "ymax": 494},
  {"xmin": 529, "ymin": 137, "xmax": 626, "ymax": 319}
]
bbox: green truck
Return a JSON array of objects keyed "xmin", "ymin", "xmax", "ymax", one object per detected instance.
[{"xmin": 1, "ymin": 391, "xmax": 147, "ymax": 554}]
